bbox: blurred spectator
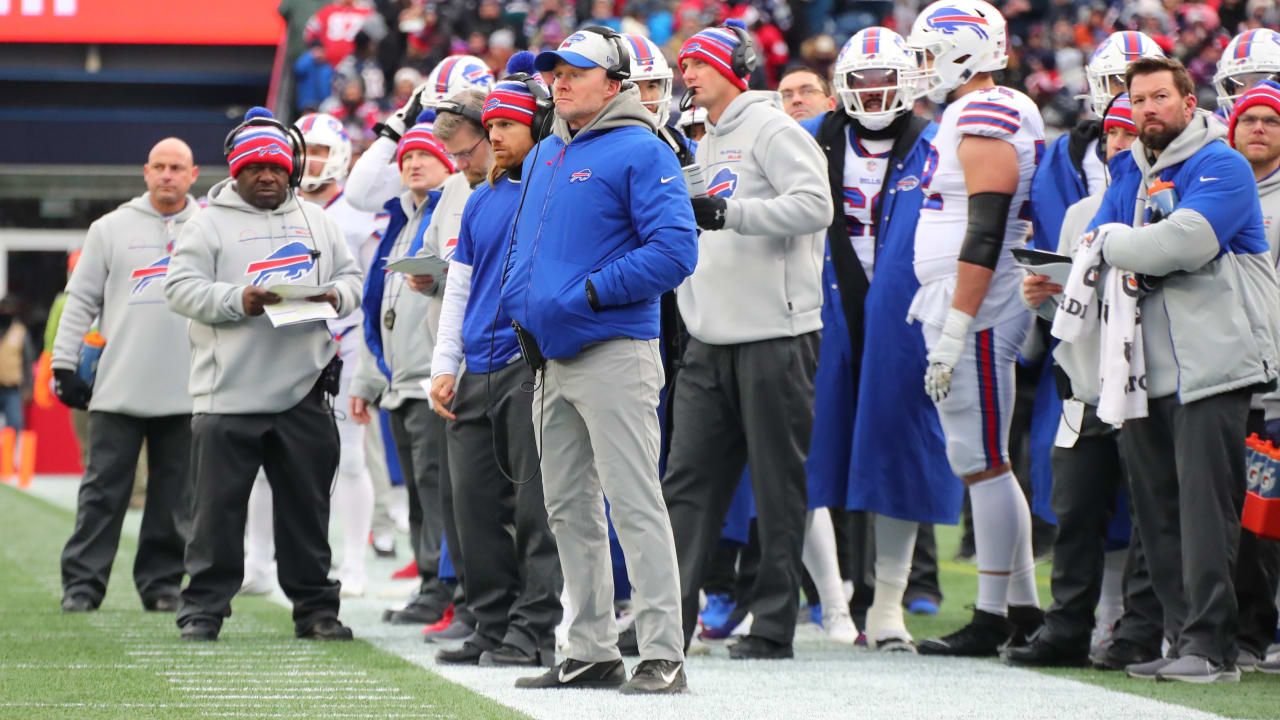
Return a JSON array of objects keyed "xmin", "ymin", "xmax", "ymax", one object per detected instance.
[
  {"xmin": 485, "ymin": 28, "xmax": 518, "ymax": 71},
  {"xmin": 321, "ymin": 76, "xmax": 382, "ymax": 144},
  {"xmin": 581, "ymin": 0, "xmax": 623, "ymax": 31},
  {"xmin": 404, "ymin": 3, "xmax": 455, "ymax": 71},
  {"xmin": 336, "ymin": 30, "xmax": 388, "ymax": 105},
  {"xmin": 525, "ymin": 0, "xmax": 578, "ymax": 51},
  {"xmin": 0, "ymin": 296, "xmax": 35, "ymax": 431},
  {"xmin": 306, "ymin": 0, "xmax": 377, "ymax": 66},
  {"xmin": 295, "ymin": 39, "xmax": 336, "ymax": 114},
  {"xmin": 732, "ymin": 4, "xmax": 789, "ymax": 85},
  {"xmin": 621, "ymin": 2, "xmax": 651, "ymax": 36},
  {"xmin": 389, "ymin": 67, "xmax": 423, "ymax": 110}
]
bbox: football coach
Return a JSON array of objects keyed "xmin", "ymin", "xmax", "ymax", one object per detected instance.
[{"xmin": 499, "ymin": 27, "xmax": 698, "ymax": 694}]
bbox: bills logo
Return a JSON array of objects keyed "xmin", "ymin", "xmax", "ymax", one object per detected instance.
[
  {"xmin": 564, "ymin": 32, "xmax": 588, "ymax": 45},
  {"xmin": 245, "ymin": 241, "xmax": 316, "ymax": 286},
  {"xmin": 129, "ymin": 256, "xmax": 170, "ymax": 296},
  {"xmin": 570, "ymin": 169, "xmax": 593, "ymax": 183},
  {"xmin": 707, "ymin": 167, "xmax": 739, "ymax": 198},
  {"xmin": 484, "ymin": 98, "xmax": 501, "ymax": 114},
  {"xmin": 926, "ymin": 7, "xmax": 990, "ymax": 40},
  {"xmin": 463, "ymin": 65, "xmax": 491, "ymax": 85},
  {"xmin": 896, "ymin": 175, "xmax": 920, "ymax": 192}
]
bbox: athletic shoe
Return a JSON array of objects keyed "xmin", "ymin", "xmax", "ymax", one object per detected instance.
[
  {"xmin": 437, "ymin": 641, "xmax": 485, "ymax": 665},
  {"xmin": 821, "ymin": 608, "xmax": 859, "ymax": 644},
  {"xmin": 1002, "ymin": 631, "xmax": 1090, "ymax": 667},
  {"xmin": 1236, "ymin": 649, "xmax": 1261, "ymax": 672},
  {"xmin": 390, "ymin": 561, "xmax": 418, "ymax": 580},
  {"xmin": 807, "ymin": 604, "xmax": 822, "ymax": 625},
  {"xmin": 480, "ymin": 644, "xmax": 554, "ymax": 668},
  {"xmin": 699, "ymin": 593, "xmax": 734, "ymax": 630},
  {"xmin": 728, "ymin": 635, "xmax": 794, "ymax": 660},
  {"xmin": 424, "ymin": 616, "xmax": 474, "ymax": 643},
  {"xmin": 620, "ymin": 660, "xmax": 687, "ymax": 695},
  {"xmin": 1006, "ymin": 605, "xmax": 1045, "ymax": 649},
  {"xmin": 180, "ymin": 619, "xmax": 219, "ymax": 641},
  {"xmin": 370, "ymin": 533, "xmax": 397, "ymax": 559},
  {"xmin": 339, "ymin": 582, "xmax": 365, "ymax": 599},
  {"xmin": 873, "ymin": 636, "xmax": 918, "ymax": 653},
  {"xmin": 1125, "ymin": 656, "xmax": 1174, "ymax": 680},
  {"xmin": 618, "ymin": 626, "xmax": 639, "ymax": 657},
  {"xmin": 421, "ymin": 605, "xmax": 454, "ymax": 635},
  {"xmin": 1257, "ymin": 657, "xmax": 1280, "ymax": 674},
  {"xmin": 296, "ymin": 618, "xmax": 354, "ymax": 641},
  {"xmin": 906, "ymin": 598, "xmax": 939, "ymax": 615},
  {"xmin": 238, "ymin": 572, "xmax": 275, "ymax": 596},
  {"xmin": 515, "ymin": 659, "xmax": 626, "ymax": 689},
  {"xmin": 699, "ymin": 612, "xmax": 748, "ymax": 641},
  {"xmin": 1092, "ymin": 638, "xmax": 1161, "ymax": 670},
  {"xmin": 854, "ymin": 633, "xmax": 868, "ymax": 648},
  {"xmin": 1155, "ymin": 655, "xmax": 1240, "ymax": 683},
  {"xmin": 383, "ymin": 602, "xmax": 445, "ymax": 625},
  {"xmin": 61, "ymin": 594, "xmax": 96, "ymax": 613},
  {"xmin": 142, "ymin": 594, "xmax": 180, "ymax": 612},
  {"xmin": 918, "ymin": 609, "xmax": 1013, "ymax": 657}
]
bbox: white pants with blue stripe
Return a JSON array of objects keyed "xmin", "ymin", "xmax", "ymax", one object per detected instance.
[{"xmin": 921, "ymin": 310, "xmax": 1030, "ymax": 477}]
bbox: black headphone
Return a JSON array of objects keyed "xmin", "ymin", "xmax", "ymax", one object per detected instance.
[
  {"xmin": 500, "ymin": 73, "xmax": 555, "ymax": 142},
  {"xmin": 721, "ymin": 22, "xmax": 758, "ymax": 79},
  {"xmin": 435, "ymin": 97, "xmax": 486, "ymax": 129},
  {"xmin": 577, "ymin": 25, "xmax": 631, "ymax": 82},
  {"xmin": 223, "ymin": 116, "xmax": 307, "ymax": 189}
]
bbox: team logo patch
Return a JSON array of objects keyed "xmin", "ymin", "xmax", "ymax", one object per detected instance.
[
  {"xmin": 245, "ymin": 241, "xmax": 316, "ymax": 286},
  {"xmin": 463, "ymin": 66, "xmax": 490, "ymax": 85},
  {"xmin": 129, "ymin": 256, "xmax": 170, "ymax": 296},
  {"xmin": 707, "ymin": 167, "xmax": 739, "ymax": 198},
  {"xmin": 927, "ymin": 7, "xmax": 990, "ymax": 40},
  {"xmin": 484, "ymin": 98, "xmax": 501, "ymax": 113},
  {"xmin": 896, "ymin": 175, "xmax": 920, "ymax": 192},
  {"xmin": 564, "ymin": 32, "xmax": 588, "ymax": 45},
  {"xmin": 570, "ymin": 169, "xmax": 593, "ymax": 183}
]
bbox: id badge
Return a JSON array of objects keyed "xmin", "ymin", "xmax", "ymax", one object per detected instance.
[{"xmin": 1054, "ymin": 399, "xmax": 1085, "ymax": 449}]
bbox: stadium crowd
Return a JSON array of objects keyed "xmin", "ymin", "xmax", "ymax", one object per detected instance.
[{"xmin": 46, "ymin": 0, "xmax": 1280, "ymax": 697}]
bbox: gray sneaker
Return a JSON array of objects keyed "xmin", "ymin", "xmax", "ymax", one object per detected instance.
[
  {"xmin": 1258, "ymin": 657, "xmax": 1280, "ymax": 674},
  {"xmin": 619, "ymin": 660, "xmax": 687, "ymax": 695},
  {"xmin": 1155, "ymin": 655, "xmax": 1240, "ymax": 683},
  {"xmin": 1125, "ymin": 656, "xmax": 1174, "ymax": 680},
  {"xmin": 1235, "ymin": 649, "xmax": 1261, "ymax": 672}
]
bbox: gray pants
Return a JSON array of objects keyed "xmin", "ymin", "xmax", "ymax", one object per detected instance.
[
  {"xmin": 663, "ymin": 333, "xmax": 819, "ymax": 646},
  {"xmin": 366, "ymin": 409, "xmax": 397, "ymax": 540},
  {"xmin": 1120, "ymin": 390, "xmax": 1250, "ymax": 665},
  {"xmin": 388, "ymin": 399, "xmax": 453, "ymax": 610},
  {"xmin": 448, "ymin": 362, "xmax": 561, "ymax": 654},
  {"xmin": 534, "ymin": 338, "xmax": 683, "ymax": 663},
  {"xmin": 61, "ymin": 412, "xmax": 192, "ymax": 605}
]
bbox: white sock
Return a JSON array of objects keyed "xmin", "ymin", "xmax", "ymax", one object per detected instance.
[
  {"xmin": 333, "ymin": 468, "xmax": 374, "ymax": 587},
  {"xmin": 244, "ymin": 472, "xmax": 274, "ymax": 580},
  {"xmin": 1096, "ymin": 549, "xmax": 1126, "ymax": 631},
  {"xmin": 969, "ymin": 471, "xmax": 1038, "ymax": 615},
  {"xmin": 866, "ymin": 514, "xmax": 917, "ymax": 642},
  {"xmin": 802, "ymin": 508, "xmax": 848, "ymax": 614}
]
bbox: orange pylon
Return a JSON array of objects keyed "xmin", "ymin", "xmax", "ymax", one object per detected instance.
[
  {"xmin": 17, "ymin": 431, "xmax": 35, "ymax": 489},
  {"xmin": 0, "ymin": 426, "xmax": 14, "ymax": 482}
]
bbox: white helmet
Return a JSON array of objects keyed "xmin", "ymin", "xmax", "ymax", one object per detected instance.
[
  {"xmin": 624, "ymin": 33, "xmax": 673, "ymax": 122},
  {"xmin": 1214, "ymin": 29, "xmax": 1280, "ymax": 113},
  {"xmin": 677, "ymin": 106, "xmax": 708, "ymax": 130},
  {"xmin": 294, "ymin": 113, "xmax": 352, "ymax": 193},
  {"xmin": 1086, "ymin": 31, "xmax": 1164, "ymax": 118},
  {"xmin": 422, "ymin": 55, "xmax": 495, "ymax": 107},
  {"xmin": 905, "ymin": 0, "xmax": 1007, "ymax": 104},
  {"xmin": 834, "ymin": 27, "xmax": 917, "ymax": 130}
]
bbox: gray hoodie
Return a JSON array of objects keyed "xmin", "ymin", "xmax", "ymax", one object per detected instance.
[
  {"xmin": 676, "ymin": 91, "xmax": 832, "ymax": 344},
  {"xmin": 1253, "ymin": 168, "xmax": 1280, "ymax": 418},
  {"xmin": 52, "ymin": 194, "xmax": 196, "ymax": 417},
  {"xmin": 164, "ymin": 178, "xmax": 362, "ymax": 414}
]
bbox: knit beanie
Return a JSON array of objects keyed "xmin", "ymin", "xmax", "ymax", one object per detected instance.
[
  {"xmin": 1229, "ymin": 80, "xmax": 1280, "ymax": 149},
  {"xmin": 228, "ymin": 107, "xmax": 294, "ymax": 178},
  {"xmin": 1103, "ymin": 93, "xmax": 1136, "ymax": 134},
  {"xmin": 396, "ymin": 110, "xmax": 456, "ymax": 172},
  {"xmin": 482, "ymin": 52, "xmax": 542, "ymax": 127},
  {"xmin": 678, "ymin": 19, "xmax": 752, "ymax": 91}
]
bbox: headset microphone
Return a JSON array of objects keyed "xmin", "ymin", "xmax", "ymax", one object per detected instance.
[{"xmin": 679, "ymin": 88, "xmax": 696, "ymax": 112}]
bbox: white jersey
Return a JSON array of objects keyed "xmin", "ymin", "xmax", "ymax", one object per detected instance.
[
  {"xmin": 909, "ymin": 85, "xmax": 1045, "ymax": 329},
  {"xmin": 1082, "ymin": 138, "xmax": 1105, "ymax": 195},
  {"xmin": 842, "ymin": 132, "xmax": 893, "ymax": 282},
  {"xmin": 322, "ymin": 189, "xmax": 387, "ymax": 333}
]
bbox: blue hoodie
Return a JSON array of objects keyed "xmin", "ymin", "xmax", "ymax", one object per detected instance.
[{"xmin": 500, "ymin": 87, "xmax": 698, "ymax": 360}]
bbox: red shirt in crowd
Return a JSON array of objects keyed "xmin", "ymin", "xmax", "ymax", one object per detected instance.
[{"xmin": 305, "ymin": 0, "xmax": 376, "ymax": 67}]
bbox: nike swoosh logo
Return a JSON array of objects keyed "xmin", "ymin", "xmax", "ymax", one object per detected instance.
[
  {"xmin": 1200, "ymin": 176, "xmax": 1219, "ymax": 182},
  {"xmin": 660, "ymin": 176, "xmax": 677, "ymax": 183},
  {"xmin": 559, "ymin": 662, "xmax": 595, "ymax": 683},
  {"xmin": 660, "ymin": 667, "xmax": 679, "ymax": 685}
]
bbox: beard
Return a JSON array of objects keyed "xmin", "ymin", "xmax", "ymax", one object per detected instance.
[{"xmin": 1140, "ymin": 119, "xmax": 1185, "ymax": 152}]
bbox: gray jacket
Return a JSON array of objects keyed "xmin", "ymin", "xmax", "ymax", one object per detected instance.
[
  {"xmin": 1255, "ymin": 169, "xmax": 1280, "ymax": 418},
  {"xmin": 52, "ymin": 194, "xmax": 196, "ymax": 417},
  {"xmin": 164, "ymin": 179, "xmax": 363, "ymax": 414},
  {"xmin": 1100, "ymin": 113, "xmax": 1280, "ymax": 404},
  {"xmin": 676, "ymin": 91, "xmax": 832, "ymax": 344}
]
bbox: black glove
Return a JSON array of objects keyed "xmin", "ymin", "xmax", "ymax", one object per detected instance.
[
  {"xmin": 691, "ymin": 196, "xmax": 727, "ymax": 231},
  {"xmin": 53, "ymin": 368, "xmax": 91, "ymax": 410}
]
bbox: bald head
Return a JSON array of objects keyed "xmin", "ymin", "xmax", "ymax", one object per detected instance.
[{"xmin": 143, "ymin": 137, "xmax": 198, "ymax": 214}]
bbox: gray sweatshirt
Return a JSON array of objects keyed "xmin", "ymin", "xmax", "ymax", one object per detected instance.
[
  {"xmin": 164, "ymin": 178, "xmax": 362, "ymax": 414},
  {"xmin": 1255, "ymin": 168, "xmax": 1280, "ymax": 419},
  {"xmin": 52, "ymin": 194, "xmax": 197, "ymax": 417},
  {"xmin": 676, "ymin": 91, "xmax": 832, "ymax": 344}
]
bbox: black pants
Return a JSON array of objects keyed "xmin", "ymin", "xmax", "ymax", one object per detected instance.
[
  {"xmin": 177, "ymin": 386, "xmax": 340, "ymax": 631},
  {"xmin": 1040, "ymin": 403, "xmax": 1124, "ymax": 648},
  {"xmin": 389, "ymin": 398, "xmax": 453, "ymax": 611},
  {"xmin": 61, "ymin": 412, "xmax": 192, "ymax": 605},
  {"xmin": 1109, "ymin": 516, "xmax": 1165, "ymax": 651},
  {"xmin": 663, "ymin": 333, "xmax": 820, "ymax": 646},
  {"xmin": 1120, "ymin": 390, "xmax": 1250, "ymax": 665},
  {"xmin": 448, "ymin": 363, "xmax": 561, "ymax": 653}
]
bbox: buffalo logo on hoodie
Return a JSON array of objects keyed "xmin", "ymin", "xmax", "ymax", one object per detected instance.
[
  {"xmin": 707, "ymin": 167, "xmax": 739, "ymax": 198},
  {"xmin": 130, "ymin": 256, "xmax": 171, "ymax": 297},
  {"xmin": 245, "ymin": 241, "xmax": 317, "ymax": 286}
]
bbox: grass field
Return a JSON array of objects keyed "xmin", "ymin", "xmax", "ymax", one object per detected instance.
[{"xmin": 3, "ymin": 478, "xmax": 1280, "ymax": 720}]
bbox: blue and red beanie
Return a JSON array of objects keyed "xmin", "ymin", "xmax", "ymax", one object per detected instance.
[
  {"xmin": 482, "ymin": 52, "xmax": 543, "ymax": 127},
  {"xmin": 396, "ymin": 110, "xmax": 456, "ymax": 172},
  {"xmin": 678, "ymin": 20, "xmax": 751, "ymax": 91},
  {"xmin": 228, "ymin": 107, "xmax": 294, "ymax": 178},
  {"xmin": 1229, "ymin": 80, "xmax": 1280, "ymax": 149}
]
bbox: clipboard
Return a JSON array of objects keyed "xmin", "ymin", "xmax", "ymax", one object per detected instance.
[{"xmin": 384, "ymin": 254, "xmax": 449, "ymax": 277}]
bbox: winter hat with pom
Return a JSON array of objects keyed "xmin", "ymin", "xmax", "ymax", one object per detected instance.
[
  {"xmin": 678, "ymin": 19, "xmax": 754, "ymax": 91},
  {"xmin": 228, "ymin": 106, "xmax": 294, "ymax": 178},
  {"xmin": 397, "ymin": 110, "xmax": 456, "ymax": 172},
  {"xmin": 482, "ymin": 52, "xmax": 545, "ymax": 128}
]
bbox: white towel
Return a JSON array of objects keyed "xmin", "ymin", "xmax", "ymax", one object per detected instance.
[
  {"xmin": 1050, "ymin": 227, "xmax": 1105, "ymax": 344},
  {"xmin": 1096, "ymin": 268, "xmax": 1148, "ymax": 426}
]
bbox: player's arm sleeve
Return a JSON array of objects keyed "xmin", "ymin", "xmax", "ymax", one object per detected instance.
[
  {"xmin": 431, "ymin": 260, "xmax": 472, "ymax": 380},
  {"xmin": 345, "ymin": 137, "xmax": 403, "ymax": 212},
  {"xmin": 723, "ymin": 123, "xmax": 831, "ymax": 237},
  {"xmin": 164, "ymin": 220, "xmax": 248, "ymax": 325},
  {"xmin": 323, "ymin": 215, "xmax": 364, "ymax": 318},
  {"xmin": 51, "ymin": 222, "xmax": 108, "ymax": 372},
  {"xmin": 586, "ymin": 150, "xmax": 698, "ymax": 307}
]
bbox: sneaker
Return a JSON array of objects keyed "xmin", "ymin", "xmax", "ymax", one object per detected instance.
[
  {"xmin": 436, "ymin": 641, "xmax": 486, "ymax": 665},
  {"xmin": 1257, "ymin": 656, "xmax": 1280, "ymax": 674},
  {"xmin": 1125, "ymin": 656, "xmax": 1174, "ymax": 680},
  {"xmin": 699, "ymin": 593, "xmax": 734, "ymax": 630},
  {"xmin": 620, "ymin": 659, "xmax": 687, "ymax": 695},
  {"xmin": 515, "ymin": 659, "xmax": 626, "ymax": 689},
  {"xmin": 873, "ymin": 636, "xmax": 918, "ymax": 653},
  {"xmin": 906, "ymin": 598, "xmax": 940, "ymax": 615},
  {"xmin": 296, "ymin": 618, "xmax": 354, "ymax": 641},
  {"xmin": 1092, "ymin": 638, "xmax": 1161, "ymax": 670},
  {"xmin": 390, "ymin": 561, "xmax": 418, "ymax": 580},
  {"xmin": 180, "ymin": 619, "xmax": 219, "ymax": 641},
  {"xmin": 1002, "ymin": 630, "xmax": 1090, "ymax": 667},
  {"xmin": 370, "ymin": 533, "xmax": 397, "ymax": 559},
  {"xmin": 424, "ymin": 616, "xmax": 474, "ymax": 643},
  {"xmin": 918, "ymin": 609, "xmax": 1012, "ymax": 657},
  {"xmin": 383, "ymin": 603, "xmax": 445, "ymax": 625},
  {"xmin": 1235, "ymin": 649, "xmax": 1261, "ymax": 672},
  {"xmin": 339, "ymin": 582, "xmax": 365, "ymax": 599},
  {"xmin": 421, "ymin": 605, "xmax": 454, "ymax": 634},
  {"xmin": 1155, "ymin": 655, "xmax": 1240, "ymax": 683},
  {"xmin": 821, "ymin": 608, "xmax": 859, "ymax": 644},
  {"xmin": 480, "ymin": 644, "xmax": 554, "ymax": 668},
  {"xmin": 61, "ymin": 594, "xmax": 96, "ymax": 613},
  {"xmin": 1007, "ymin": 605, "xmax": 1045, "ymax": 649},
  {"xmin": 728, "ymin": 635, "xmax": 794, "ymax": 660},
  {"xmin": 141, "ymin": 594, "xmax": 180, "ymax": 612},
  {"xmin": 618, "ymin": 626, "xmax": 639, "ymax": 657},
  {"xmin": 238, "ymin": 572, "xmax": 275, "ymax": 596}
]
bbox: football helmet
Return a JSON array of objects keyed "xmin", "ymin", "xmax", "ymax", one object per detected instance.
[
  {"xmin": 1214, "ymin": 29, "xmax": 1280, "ymax": 113},
  {"xmin": 905, "ymin": 0, "xmax": 1007, "ymax": 104},
  {"xmin": 294, "ymin": 113, "xmax": 352, "ymax": 193},
  {"xmin": 834, "ymin": 27, "xmax": 917, "ymax": 130},
  {"xmin": 624, "ymin": 33, "xmax": 673, "ymax": 122},
  {"xmin": 422, "ymin": 55, "xmax": 495, "ymax": 107},
  {"xmin": 1086, "ymin": 31, "xmax": 1164, "ymax": 118}
]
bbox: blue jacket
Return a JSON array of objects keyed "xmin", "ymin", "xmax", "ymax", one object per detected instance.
[
  {"xmin": 500, "ymin": 88, "xmax": 698, "ymax": 360},
  {"xmin": 1029, "ymin": 120, "xmax": 1101, "ymax": 251},
  {"xmin": 362, "ymin": 191, "xmax": 439, "ymax": 380},
  {"xmin": 456, "ymin": 177, "xmax": 522, "ymax": 373},
  {"xmin": 294, "ymin": 51, "xmax": 333, "ymax": 113}
]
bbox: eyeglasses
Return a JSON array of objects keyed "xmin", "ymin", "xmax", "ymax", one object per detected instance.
[
  {"xmin": 1237, "ymin": 113, "xmax": 1280, "ymax": 130},
  {"xmin": 780, "ymin": 86, "xmax": 826, "ymax": 101},
  {"xmin": 448, "ymin": 136, "xmax": 488, "ymax": 163}
]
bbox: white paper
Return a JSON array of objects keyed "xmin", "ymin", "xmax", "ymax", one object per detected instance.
[
  {"xmin": 264, "ymin": 299, "xmax": 338, "ymax": 327},
  {"xmin": 384, "ymin": 255, "xmax": 449, "ymax": 276},
  {"xmin": 265, "ymin": 283, "xmax": 334, "ymax": 299},
  {"xmin": 1012, "ymin": 248, "xmax": 1073, "ymax": 288},
  {"xmin": 1054, "ymin": 399, "xmax": 1085, "ymax": 449}
]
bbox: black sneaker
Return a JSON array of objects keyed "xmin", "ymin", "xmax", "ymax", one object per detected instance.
[
  {"xmin": 618, "ymin": 626, "xmax": 639, "ymax": 657},
  {"xmin": 1091, "ymin": 638, "xmax": 1162, "ymax": 671},
  {"xmin": 437, "ymin": 641, "xmax": 486, "ymax": 665},
  {"xmin": 383, "ymin": 603, "xmax": 445, "ymax": 625},
  {"xmin": 515, "ymin": 658, "xmax": 626, "ymax": 689},
  {"xmin": 728, "ymin": 635, "xmax": 794, "ymax": 660},
  {"xmin": 61, "ymin": 594, "xmax": 96, "ymax": 613},
  {"xmin": 1006, "ymin": 605, "xmax": 1046, "ymax": 648},
  {"xmin": 180, "ymin": 619, "xmax": 220, "ymax": 641},
  {"xmin": 480, "ymin": 644, "xmax": 554, "ymax": 668},
  {"xmin": 1002, "ymin": 630, "xmax": 1090, "ymax": 667},
  {"xmin": 620, "ymin": 659, "xmax": 687, "ymax": 695},
  {"xmin": 142, "ymin": 594, "xmax": 180, "ymax": 613},
  {"xmin": 918, "ymin": 609, "xmax": 1012, "ymax": 656},
  {"xmin": 296, "ymin": 618, "xmax": 354, "ymax": 641}
]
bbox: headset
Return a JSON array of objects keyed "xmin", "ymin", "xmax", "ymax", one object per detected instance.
[
  {"xmin": 722, "ymin": 21, "xmax": 758, "ymax": 79},
  {"xmin": 502, "ymin": 73, "xmax": 556, "ymax": 142},
  {"xmin": 222, "ymin": 115, "xmax": 308, "ymax": 190},
  {"xmin": 434, "ymin": 97, "xmax": 486, "ymax": 129},
  {"xmin": 578, "ymin": 24, "xmax": 632, "ymax": 82}
]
